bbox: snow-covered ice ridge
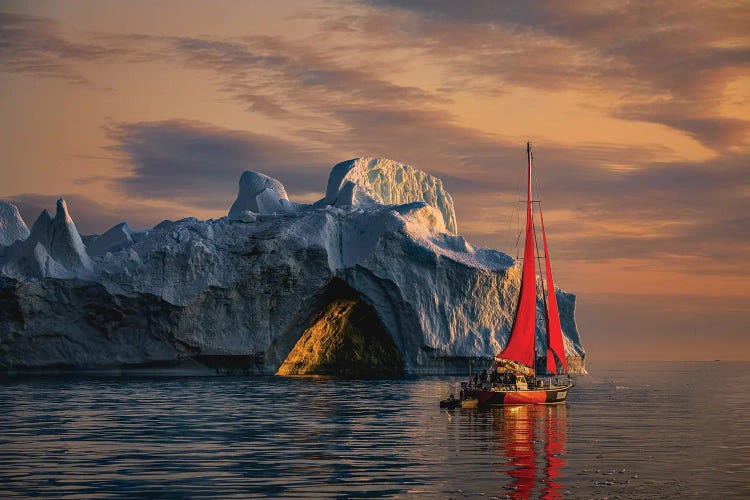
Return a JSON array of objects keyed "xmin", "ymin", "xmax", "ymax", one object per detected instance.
[
  {"xmin": 323, "ymin": 157, "xmax": 458, "ymax": 235},
  {"xmin": 0, "ymin": 158, "xmax": 586, "ymax": 374},
  {"xmin": 0, "ymin": 201, "xmax": 30, "ymax": 247}
]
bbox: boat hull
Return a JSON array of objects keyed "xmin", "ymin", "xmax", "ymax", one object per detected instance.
[{"xmin": 466, "ymin": 384, "xmax": 572, "ymax": 406}]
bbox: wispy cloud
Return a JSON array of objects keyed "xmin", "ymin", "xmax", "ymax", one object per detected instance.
[
  {"xmin": 167, "ymin": 34, "xmax": 448, "ymax": 128},
  {"xmin": 354, "ymin": 1, "xmax": 750, "ymax": 151},
  {"xmin": 0, "ymin": 12, "xmax": 129, "ymax": 85},
  {"xmin": 106, "ymin": 120, "xmax": 330, "ymax": 209}
]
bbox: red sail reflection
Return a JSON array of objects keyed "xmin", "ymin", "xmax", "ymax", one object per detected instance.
[
  {"xmin": 542, "ymin": 405, "xmax": 567, "ymax": 499},
  {"xmin": 503, "ymin": 405, "xmax": 537, "ymax": 499},
  {"xmin": 497, "ymin": 404, "xmax": 567, "ymax": 499}
]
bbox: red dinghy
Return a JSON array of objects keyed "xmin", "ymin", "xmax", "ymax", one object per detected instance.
[{"xmin": 458, "ymin": 143, "xmax": 573, "ymax": 407}]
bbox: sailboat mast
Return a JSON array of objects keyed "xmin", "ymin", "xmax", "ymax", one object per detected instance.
[
  {"xmin": 526, "ymin": 142, "xmax": 533, "ymax": 213},
  {"xmin": 526, "ymin": 141, "xmax": 537, "ymax": 378},
  {"xmin": 496, "ymin": 142, "xmax": 540, "ymax": 372}
]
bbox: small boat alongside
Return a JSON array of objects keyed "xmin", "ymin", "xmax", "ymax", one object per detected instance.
[{"xmin": 442, "ymin": 143, "xmax": 573, "ymax": 408}]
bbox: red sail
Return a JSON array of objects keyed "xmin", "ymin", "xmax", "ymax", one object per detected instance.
[
  {"xmin": 540, "ymin": 206, "xmax": 568, "ymax": 373},
  {"xmin": 498, "ymin": 144, "xmax": 537, "ymax": 369},
  {"xmin": 546, "ymin": 348, "xmax": 557, "ymax": 374}
]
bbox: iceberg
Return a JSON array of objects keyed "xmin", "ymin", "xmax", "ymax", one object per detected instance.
[{"xmin": 0, "ymin": 158, "xmax": 586, "ymax": 374}]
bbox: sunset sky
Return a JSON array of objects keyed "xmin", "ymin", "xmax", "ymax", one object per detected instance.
[{"xmin": 1, "ymin": 1, "xmax": 748, "ymax": 362}]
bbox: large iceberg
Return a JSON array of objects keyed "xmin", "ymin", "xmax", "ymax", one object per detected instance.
[{"xmin": 0, "ymin": 158, "xmax": 586, "ymax": 374}]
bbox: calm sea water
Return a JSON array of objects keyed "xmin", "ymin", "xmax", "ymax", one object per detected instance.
[{"xmin": 1, "ymin": 362, "xmax": 748, "ymax": 499}]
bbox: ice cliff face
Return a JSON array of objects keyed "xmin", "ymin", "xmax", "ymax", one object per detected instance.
[{"xmin": 0, "ymin": 158, "xmax": 586, "ymax": 374}]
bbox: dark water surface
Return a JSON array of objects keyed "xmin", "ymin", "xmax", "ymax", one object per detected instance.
[{"xmin": 1, "ymin": 362, "xmax": 748, "ymax": 498}]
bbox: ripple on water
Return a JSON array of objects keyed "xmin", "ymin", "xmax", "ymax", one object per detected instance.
[{"xmin": 1, "ymin": 362, "xmax": 749, "ymax": 498}]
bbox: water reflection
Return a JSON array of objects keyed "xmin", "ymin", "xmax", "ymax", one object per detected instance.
[
  {"xmin": 2, "ymin": 367, "xmax": 749, "ymax": 497},
  {"xmin": 494, "ymin": 404, "xmax": 567, "ymax": 499}
]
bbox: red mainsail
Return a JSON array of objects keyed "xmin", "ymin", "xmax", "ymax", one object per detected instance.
[
  {"xmin": 497, "ymin": 144, "xmax": 537, "ymax": 369},
  {"xmin": 540, "ymin": 206, "xmax": 568, "ymax": 374}
]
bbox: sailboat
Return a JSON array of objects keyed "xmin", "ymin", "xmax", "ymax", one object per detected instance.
[{"xmin": 453, "ymin": 142, "xmax": 573, "ymax": 407}]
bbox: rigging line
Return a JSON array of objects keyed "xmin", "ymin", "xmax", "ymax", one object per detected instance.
[
  {"xmin": 532, "ymin": 154, "xmax": 554, "ymax": 307},
  {"xmin": 506, "ymin": 189, "xmax": 521, "ymax": 259},
  {"xmin": 530, "ymin": 144, "xmax": 547, "ymax": 288},
  {"xmin": 505, "ymin": 142, "xmax": 528, "ymax": 259},
  {"xmin": 515, "ymin": 155, "xmax": 524, "ymax": 257},
  {"xmin": 504, "ymin": 151, "xmax": 526, "ymax": 260}
]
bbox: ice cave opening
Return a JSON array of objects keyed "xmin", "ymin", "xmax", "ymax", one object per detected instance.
[{"xmin": 276, "ymin": 279, "xmax": 404, "ymax": 377}]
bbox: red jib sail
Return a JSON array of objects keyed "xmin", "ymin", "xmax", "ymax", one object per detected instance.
[
  {"xmin": 497, "ymin": 144, "xmax": 537, "ymax": 369},
  {"xmin": 540, "ymin": 205, "xmax": 568, "ymax": 374}
]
